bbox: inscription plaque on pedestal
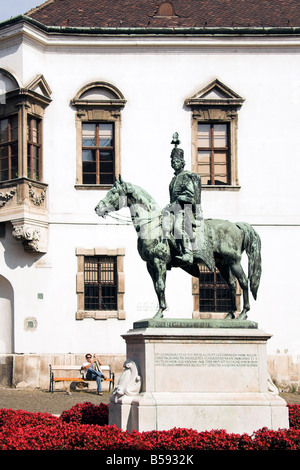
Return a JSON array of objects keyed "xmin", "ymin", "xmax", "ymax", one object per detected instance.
[{"xmin": 154, "ymin": 352, "xmax": 259, "ymax": 367}]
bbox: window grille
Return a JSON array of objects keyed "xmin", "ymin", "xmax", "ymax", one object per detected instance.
[
  {"xmin": 198, "ymin": 265, "xmax": 232, "ymax": 312},
  {"xmin": 84, "ymin": 256, "xmax": 118, "ymax": 310}
]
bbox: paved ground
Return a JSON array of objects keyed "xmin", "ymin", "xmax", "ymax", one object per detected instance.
[
  {"xmin": 0, "ymin": 387, "xmax": 111, "ymax": 415},
  {"xmin": 0, "ymin": 387, "xmax": 299, "ymax": 416}
]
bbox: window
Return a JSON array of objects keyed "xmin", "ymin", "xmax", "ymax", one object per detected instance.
[
  {"xmin": 198, "ymin": 265, "xmax": 232, "ymax": 313},
  {"xmin": 0, "ymin": 115, "xmax": 18, "ymax": 181},
  {"xmin": 27, "ymin": 116, "xmax": 42, "ymax": 181},
  {"xmin": 155, "ymin": 2, "xmax": 176, "ymax": 16},
  {"xmin": 84, "ymin": 256, "xmax": 117, "ymax": 310},
  {"xmin": 197, "ymin": 123, "xmax": 230, "ymax": 185},
  {"xmin": 82, "ymin": 122, "xmax": 114, "ymax": 185},
  {"xmin": 192, "ymin": 265, "xmax": 241, "ymax": 319},
  {"xmin": 72, "ymin": 82, "xmax": 126, "ymax": 190},
  {"xmin": 185, "ymin": 79, "xmax": 244, "ymax": 189},
  {"xmin": 76, "ymin": 248, "xmax": 125, "ymax": 320},
  {"xmin": 0, "ymin": 71, "xmax": 51, "ymax": 184}
]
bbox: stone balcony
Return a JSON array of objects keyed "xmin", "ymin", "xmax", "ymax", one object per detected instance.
[{"xmin": 0, "ymin": 177, "xmax": 48, "ymax": 253}]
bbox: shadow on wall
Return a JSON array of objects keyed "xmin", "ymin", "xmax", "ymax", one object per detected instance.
[
  {"xmin": 2, "ymin": 222, "xmax": 41, "ymax": 269},
  {"xmin": 0, "ymin": 275, "xmax": 14, "ymax": 354}
]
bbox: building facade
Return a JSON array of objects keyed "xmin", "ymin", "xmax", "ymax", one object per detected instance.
[{"xmin": 0, "ymin": 0, "xmax": 300, "ymax": 390}]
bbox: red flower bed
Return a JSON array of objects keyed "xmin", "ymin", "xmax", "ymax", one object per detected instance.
[
  {"xmin": 0, "ymin": 403, "xmax": 300, "ymax": 450},
  {"xmin": 288, "ymin": 404, "xmax": 300, "ymax": 429},
  {"xmin": 60, "ymin": 402, "xmax": 108, "ymax": 426}
]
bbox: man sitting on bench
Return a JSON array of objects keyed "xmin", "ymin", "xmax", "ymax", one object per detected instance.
[{"xmin": 81, "ymin": 353, "xmax": 107, "ymax": 396}]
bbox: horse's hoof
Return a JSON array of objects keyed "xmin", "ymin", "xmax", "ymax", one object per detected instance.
[
  {"xmin": 238, "ymin": 312, "xmax": 248, "ymax": 320},
  {"xmin": 153, "ymin": 311, "xmax": 164, "ymax": 319},
  {"xmin": 224, "ymin": 312, "xmax": 235, "ymax": 320}
]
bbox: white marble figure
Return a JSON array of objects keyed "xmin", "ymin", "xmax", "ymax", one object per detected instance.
[{"xmin": 112, "ymin": 359, "xmax": 141, "ymax": 403}]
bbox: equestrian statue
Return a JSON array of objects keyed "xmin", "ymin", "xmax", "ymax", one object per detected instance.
[{"xmin": 95, "ymin": 133, "xmax": 262, "ymax": 321}]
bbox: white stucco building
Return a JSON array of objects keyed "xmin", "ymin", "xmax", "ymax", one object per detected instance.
[{"xmin": 0, "ymin": 0, "xmax": 300, "ymax": 390}]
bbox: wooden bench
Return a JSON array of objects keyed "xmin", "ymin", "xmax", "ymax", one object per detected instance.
[{"xmin": 49, "ymin": 364, "xmax": 115, "ymax": 393}]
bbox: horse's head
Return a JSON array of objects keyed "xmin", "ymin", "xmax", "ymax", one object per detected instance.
[{"xmin": 95, "ymin": 176, "xmax": 128, "ymax": 218}]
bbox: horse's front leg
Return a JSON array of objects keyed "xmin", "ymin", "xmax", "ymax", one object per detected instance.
[{"xmin": 147, "ymin": 259, "xmax": 167, "ymax": 319}]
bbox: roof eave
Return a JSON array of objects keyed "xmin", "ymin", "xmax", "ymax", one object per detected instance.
[{"xmin": 1, "ymin": 15, "xmax": 300, "ymax": 36}]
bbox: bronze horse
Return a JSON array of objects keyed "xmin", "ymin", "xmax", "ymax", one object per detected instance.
[{"xmin": 95, "ymin": 177, "xmax": 262, "ymax": 320}]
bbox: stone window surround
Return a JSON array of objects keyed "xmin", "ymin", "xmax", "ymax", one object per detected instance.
[
  {"xmin": 71, "ymin": 81, "xmax": 126, "ymax": 191},
  {"xmin": 76, "ymin": 247, "xmax": 126, "ymax": 320},
  {"xmin": 185, "ymin": 79, "xmax": 244, "ymax": 191}
]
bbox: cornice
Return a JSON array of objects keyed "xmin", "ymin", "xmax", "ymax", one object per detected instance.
[
  {"xmin": 1, "ymin": 16, "xmax": 300, "ymax": 50},
  {"xmin": 1, "ymin": 15, "xmax": 300, "ymax": 36}
]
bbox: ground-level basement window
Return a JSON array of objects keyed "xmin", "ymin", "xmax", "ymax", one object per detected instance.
[
  {"xmin": 198, "ymin": 265, "xmax": 232, "ymax": 312},
  {"xmin": 84, "ymin": 256, "xmax": 117, "ymax": 310},
  {"xmin": 192, "ymin": 265, "xmax": 241, "ymax": 318},
  {"xmin": 76, "ymin": 247, "xmax": 125, "ymax": 320}
]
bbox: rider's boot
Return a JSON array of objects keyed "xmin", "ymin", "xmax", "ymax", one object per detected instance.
[
  {"xmin": 175, "ymin": 237, "xmax": 193, "ymax": 265},
  {"xmin": 175, "ymin": 252, "xmax": 193, "ymax": 265}
]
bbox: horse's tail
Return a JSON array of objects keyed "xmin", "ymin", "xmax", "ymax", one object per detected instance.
[{"xmin": 235, "ymin": 222, "xmax": 262, "ymax": 300}]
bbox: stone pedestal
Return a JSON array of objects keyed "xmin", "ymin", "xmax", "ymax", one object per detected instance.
[{"xmin": 109, "ymin": 319, "xmax": 289, "ymax": 434}]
